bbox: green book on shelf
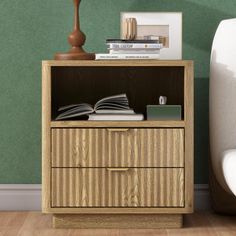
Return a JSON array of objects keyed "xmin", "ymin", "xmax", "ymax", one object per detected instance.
[{"xmin": 147, "ymin": 105, "xmax": 182, "ymax": 120}]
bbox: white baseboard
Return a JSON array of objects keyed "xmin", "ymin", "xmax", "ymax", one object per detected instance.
[
  {"xmin": 0, "ymin": 184, "xmax": 210, "ymax": 211},
  {"xmin": 0, "ymin": 185, "xmax": 41, "ymax": 211}
]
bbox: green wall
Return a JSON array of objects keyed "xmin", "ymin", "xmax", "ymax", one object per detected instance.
[{"xmin": 0, "ymin": 0, "xmax": 235, "ymax": 184}]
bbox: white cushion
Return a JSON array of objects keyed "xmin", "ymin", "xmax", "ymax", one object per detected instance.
[{"xmin": 222, "ymin": 149, "xmax": 236, "ymax": 196}]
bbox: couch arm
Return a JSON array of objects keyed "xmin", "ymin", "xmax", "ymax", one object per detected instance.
[{"xmin": 222, "ymin": 149, "xmax": 236, "ymax": 196}]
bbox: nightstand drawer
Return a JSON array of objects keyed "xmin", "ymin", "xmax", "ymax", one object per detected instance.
[
  {"xmin": 51, "ymin": 168, "xmax": 184, "ymax": 208},
  {"xmin": 51, "ymin": 128, "xmax": 184, "ymax": 167}
]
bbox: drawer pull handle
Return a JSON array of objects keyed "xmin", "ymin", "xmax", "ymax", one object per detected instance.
[
  {"xmin": 107, "ymin": 168, "xmax": 129, "ymax": 172},
  {"xmin": 107, "ymin": 128, "xmax": 129, "ymax": 132}
]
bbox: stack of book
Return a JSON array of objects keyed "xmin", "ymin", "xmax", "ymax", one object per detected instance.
[
  {"xmin": 56, "ymin": 94, "xmax": 144, "ymax": 121},
  {"xmin": 96, "ymin": 39, "xmax": 163, "ymax": 60}
]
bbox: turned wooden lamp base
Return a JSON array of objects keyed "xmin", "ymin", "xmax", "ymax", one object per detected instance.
[
  {"xmin": 55, "ymin": 0, "xmax": 95, "ymax": 61},
  {"xmin": 55, "ymin": 52, "xmax": 95, "ymax": 60}
]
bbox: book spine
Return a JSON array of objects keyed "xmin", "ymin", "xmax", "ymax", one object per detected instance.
[
  {"xmin": 106, "ymin": 39, "xmax": 159, "ymax": 43},
  {"xmin": 88, "ymin": 114, "xmax": 144, "ymax": 121},
  {"xmin": 107, "ymin": 43, "xmax": 163, "ymax": 49},
  {"xmin": 109, "ymin": 49, "xmax": 160, "ymax": 54},
  {"xmin": 143, "ymin": 35, "xmax": 160, "ymax": 40},
  {"xmin": 95, "ymin": 54, "xmax": 160, "ymax": 60}
]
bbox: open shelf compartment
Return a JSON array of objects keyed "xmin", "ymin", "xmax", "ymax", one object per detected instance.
[{"xmin": 51, "ymin": 65, "xmax": 185, "ymax": 122}]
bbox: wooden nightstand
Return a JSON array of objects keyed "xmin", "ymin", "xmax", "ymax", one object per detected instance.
[{"xmin": 42, "ymin": 60, "xmax": 194, "ymax": 228}]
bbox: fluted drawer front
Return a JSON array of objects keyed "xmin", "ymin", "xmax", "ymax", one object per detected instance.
[
  {"xmin": 51, "ymin": 128, "xmax": 184, "ymax": 167},
  {"xmin": 51, "ymin": 168, "xmax": 184, "ymax": 208}
]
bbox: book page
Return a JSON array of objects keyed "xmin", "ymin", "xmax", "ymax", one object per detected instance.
[
  {"xmin": 95, "ymin": 94, "xmax": 130, "ymax": 110},
  {"xmin": 58, "ymin": 103, "xmax": 93, "ymax": 111},
  {"xmin": 56, "ymin": 103, "xmax": 94, "ymax": 120}
]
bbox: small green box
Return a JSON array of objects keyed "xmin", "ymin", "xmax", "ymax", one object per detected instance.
[{"xmin": 147, "ymin": 105, "xmax": 182, "ymax": 120}]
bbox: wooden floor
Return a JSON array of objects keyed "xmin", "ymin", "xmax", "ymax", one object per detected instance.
[{"xmin": 0, "ymin": 211, "xmax": 236, "ymax": 235}]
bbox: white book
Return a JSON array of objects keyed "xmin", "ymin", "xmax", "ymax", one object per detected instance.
[
  {"xmin": 95, "ymin": 54, "xmax": 160, "ymax": 60},
  {"xmin": 96, "ymin": 109, "xmax": 134, "ymax": 114},
  {"xmin": 107, "ymin": 43, "xmax": 163, "ymax": 49},
  {"xmin": 109, "ymin": 49, "xmax": 160, "ymax": 54},
  {"xmin": 88, "ymin": 114, "xmax": 144, "ymax": 121}
]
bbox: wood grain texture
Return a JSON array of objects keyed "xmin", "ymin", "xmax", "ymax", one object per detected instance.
[
  {"xmin": 44, "ymin": 207, "xmax": 191, "ymax": 214},
  {"xmin": 42, "ymin": 62, "xmax": 51, "ymax": 213},
  {"xmin": 42, "ymin": 60, "xmax": 194, "ymax": 225},
  {"xmin": 1, "ymin": 212, "xmax": 236, "ymax": 235},
  {"xmin": 53, "ymin": 214, "xmax": 183, "ymax": 229},
  {"xmin": 43, "ymin": 60, "xmax": 192, "ymax": 67},
  {"xmin": 51, "ymin": 168, "xmax": 184, "ymax": 208},
  {"xmin": 184, "ymin": 61, "xmax": 194, "ymax": 213},
  {"xmin": 51, "ymin": 128, "xmax": 184, "ymax": 168},
  {"xmin": 51, "ymin": 120, "xmax": 185, "ymax": 128}
]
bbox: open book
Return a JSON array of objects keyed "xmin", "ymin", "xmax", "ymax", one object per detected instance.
[{"xmin": 56, "ymin": 94, "xmax": 134, "ymax": 120}]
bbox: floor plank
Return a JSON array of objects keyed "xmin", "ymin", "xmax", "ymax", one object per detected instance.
[{"xmin": 0, "ymin": 211, "xmax": 235, "ymax": 236}]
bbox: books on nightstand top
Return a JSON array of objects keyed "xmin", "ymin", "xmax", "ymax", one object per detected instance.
[{"xmin": 96, "ymin": 39, "xmax": 163, "ymax": 60}]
